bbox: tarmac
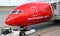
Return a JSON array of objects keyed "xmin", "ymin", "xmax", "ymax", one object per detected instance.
[{"xmin": 0, "ymin": 11, "xmax": 60, "ymax": 36}]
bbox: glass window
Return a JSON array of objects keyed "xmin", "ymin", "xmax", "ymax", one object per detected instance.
[
  {"xmin": 18, "ymin": 10, "xmax": 22, "ymax": 13},
  {"xmin": 11, "ymin": 10, "xmax": 22, "ymax": 14},
  {"xmin": 51, "ymin": 3, "xmax": 57, "ymax": 9},
  {"xmin": 11, "ymin": 10, "xmax": 17, "ymax": 14}
]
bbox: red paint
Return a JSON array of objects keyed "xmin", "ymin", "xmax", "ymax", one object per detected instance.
[{"xmin": 5, "ymin": 2, "xmax": 52, "ymax": 27}]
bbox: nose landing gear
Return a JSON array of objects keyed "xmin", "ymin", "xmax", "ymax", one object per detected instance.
[{"xmin": 19, "ymin": 29, "xmax": 36, "ymax": 36}]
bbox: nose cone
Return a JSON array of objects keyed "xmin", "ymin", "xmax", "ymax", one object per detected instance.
[
  {"xmin": 5, "ymin": 14, "xmax": 19, "ymax": 25},
  {"xmin": 5, "ymin": 17, "xmax": 13, "ymax": 25}
]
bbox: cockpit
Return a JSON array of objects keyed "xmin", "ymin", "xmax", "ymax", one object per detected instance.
[{"xmin": 11, "ymin": 10, "xmax": 22, "ymax": 14}]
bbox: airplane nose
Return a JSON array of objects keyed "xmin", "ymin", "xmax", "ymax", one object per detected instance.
[
  {"xmin": 5, "ymin": 14, "xmax": 19, "ymax": 25},
  {"xmin": 5, "ymin": 17, "xmax": 13, "ymax": 25}
]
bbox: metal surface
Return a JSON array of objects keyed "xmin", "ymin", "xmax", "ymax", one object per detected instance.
[{"xmin": 5, "ymin": 3, "xmax": 52, "ymax": 26}]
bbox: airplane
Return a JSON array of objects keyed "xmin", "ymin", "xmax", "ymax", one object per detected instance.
[{"xmin": 2, "ymin": 1, "xmax": 60, "ymax": 36}]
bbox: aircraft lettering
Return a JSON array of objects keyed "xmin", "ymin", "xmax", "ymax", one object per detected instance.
[{"xmin": 28, "ymin": 15, "xmax": 49, "ymax": 20}]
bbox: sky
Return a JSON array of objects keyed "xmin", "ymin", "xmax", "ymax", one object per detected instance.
[
  {"xmin": 0, "ymin": 0, "xmax": 26, "ymax": 6},
  {"xmin": 0, "ymin": 0, "xmax": 58, "ymax": 6}
]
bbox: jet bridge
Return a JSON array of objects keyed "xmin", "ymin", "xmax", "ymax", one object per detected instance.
[{"xmin": 50, "ymin": 1, "xmax": 60, "ymax": 20}]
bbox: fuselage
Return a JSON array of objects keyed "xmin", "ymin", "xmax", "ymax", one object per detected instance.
[{"xmin": 5, "ymin": 2, "xmax": 52, "ymax": 26}]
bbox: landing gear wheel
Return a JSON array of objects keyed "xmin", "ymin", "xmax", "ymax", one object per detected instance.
[{"xmin": 19, "ymin": 31, "xmax": 26, "ymax": 36}]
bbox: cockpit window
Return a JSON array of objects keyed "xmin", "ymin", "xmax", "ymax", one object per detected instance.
[
  {"xmin": 17, "ymin": 10, "xmax": 22, "ymax": 13},
  {"xmin": 11, "ymin": 10, "xmax": 16, "ymax": 13},
  {"xmin": 11, "ymin": 10, "xmax": 22, "ymax": 14}
]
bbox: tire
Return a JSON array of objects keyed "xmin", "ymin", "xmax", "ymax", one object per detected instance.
[{"xmin": 19, "ymin": 31, "xmax": 26, "ymax": 36}]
